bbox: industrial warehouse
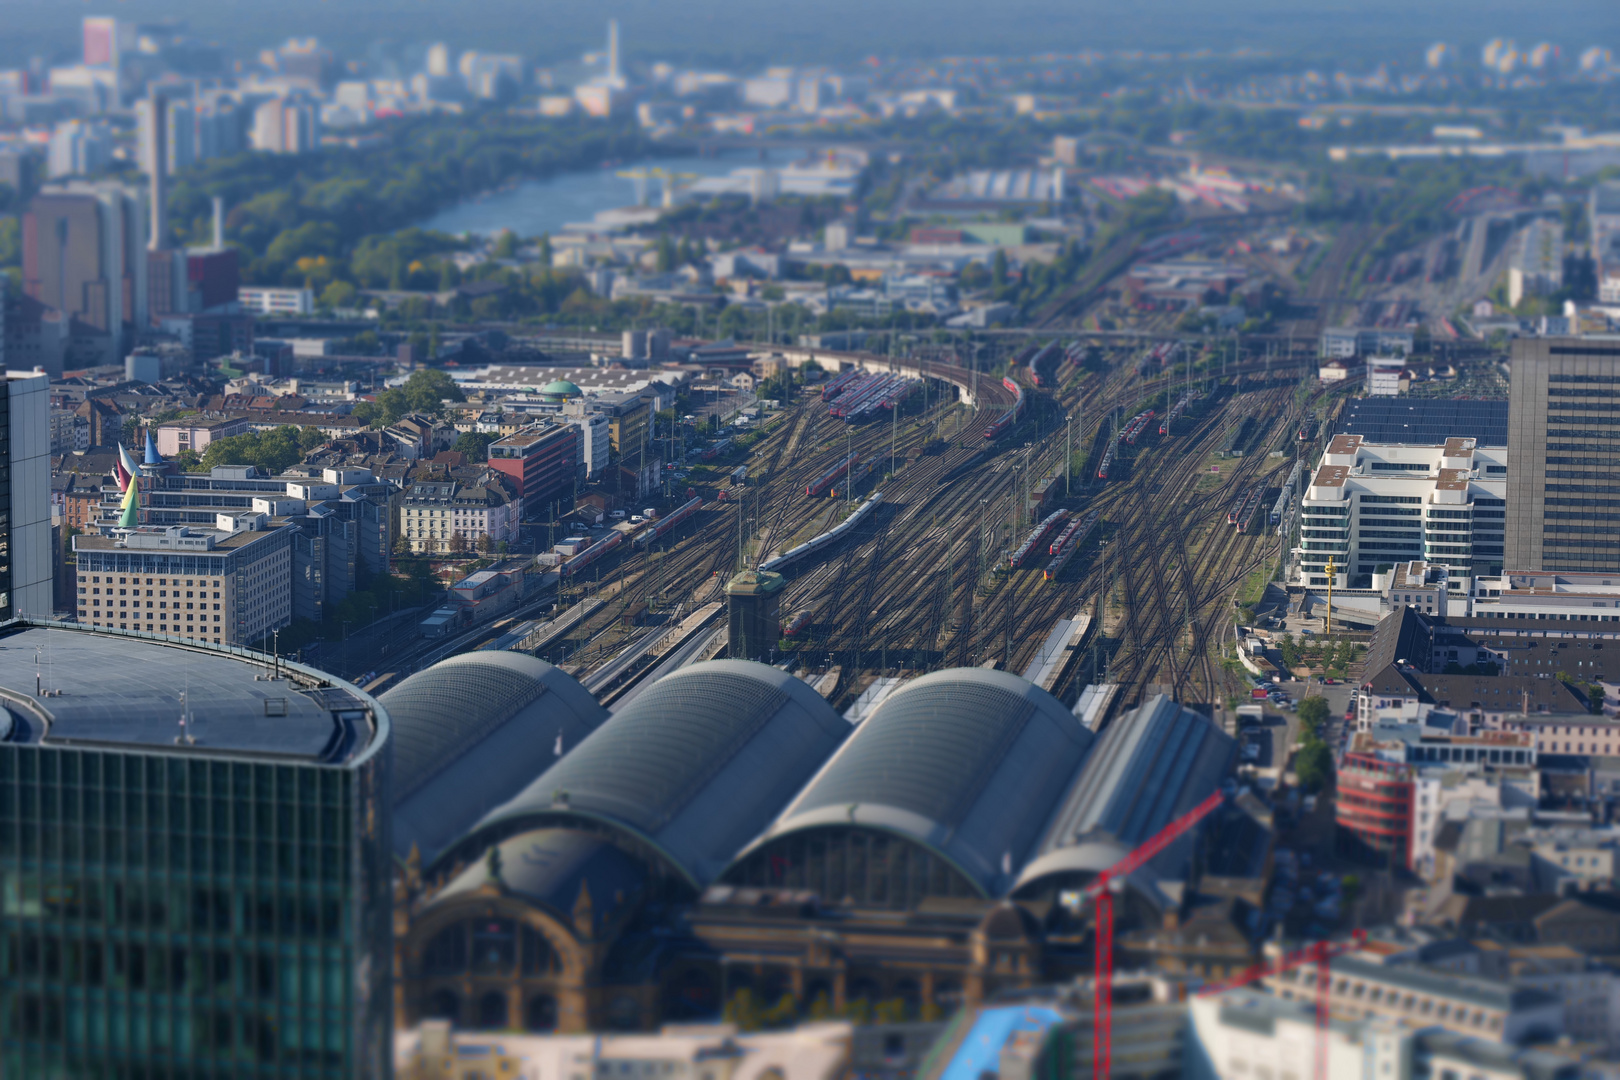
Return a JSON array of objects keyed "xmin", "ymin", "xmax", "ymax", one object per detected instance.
[{"xmin": 382, "ymin": 657, "xmax": 1244, "ymax": 1034}]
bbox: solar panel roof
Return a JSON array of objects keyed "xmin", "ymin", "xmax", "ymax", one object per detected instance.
[{"xmin": 1336, "ymin": 399, "xmax": 1508, "ymax": 447}]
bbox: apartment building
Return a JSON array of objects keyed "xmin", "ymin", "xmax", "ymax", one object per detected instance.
[
  {"xmin": 1295, "ymin": 435, "xmax": 1507, "ymax": 591},
  {"xmin": 73, "ymin": 519, "xmax": 296, "ymax": 645},
  {"xmin": 400, "ymin": 476, "xmax": 521, "ymax": 554}
]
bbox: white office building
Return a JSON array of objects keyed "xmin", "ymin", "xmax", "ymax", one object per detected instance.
[
  {"xmin": 1293, "ymin": 435, "xmax": 1506, "ymax": 592},
  {"xmin": 239, "ymin": 286, "xmax": 315, "ymax": 315}
]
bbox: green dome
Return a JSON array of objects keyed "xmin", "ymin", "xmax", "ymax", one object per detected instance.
[{"xmin": 540, "ymin": 379, "xmax": 582, "ymax": 398}]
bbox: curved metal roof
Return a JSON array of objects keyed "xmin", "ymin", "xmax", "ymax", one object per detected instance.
[
  {"xmin": 737, "ymin": 668, "xmax": 1096, "ymax": 897},
  {"xmin": 381, "ymin": 651, "xmax": 608, "ymax": 864},
  {"xmin": 1013, "ymin": 693, "xmax": 1235, "ymax": 894},
  {"xmin": 460, "ymin": 660, "xmax": 848, "ymax": 887},
  {"xmin": 429, "ymin": 828, "xmax": 647, "ymax": 937}
]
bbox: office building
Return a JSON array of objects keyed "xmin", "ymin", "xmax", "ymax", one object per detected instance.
[
  {"xmin": 1294, "ymin": 435, "xmax": 1507, "ymax": 591},
  {"xmin": 22, "ymin": 182, "xmax": 148, "ymax": 366},
  {"xmin": 1506, "ymin": 338, "xmax": 1620, "ymax": 573},
  {"xmin": 239, "ymin": 286, "xmax": 314, "ymax": 315},
  {"xmin": 560, "ymin": 406, "xmax": 610, "ymax": 478},
  {"xmin": 0, "ymin": 619, "xmax": 394, "ymax": 1078},
  {"xmin": 251, "ymin": 97, "xmax": 321, "ymax": 154},
  {"xmin": 1, "ymin": 372, "xmax": 53, "ymax": 620},
  {"xmin": 1190, "ymin": 991, "xmax": 1577, "ymax": 1080},
  {"xmin": 73, "ymin": 519, "xmax": 297, "ymax": 646},
  {"xmin": 45, "ymin": 120, "xmax": 113, "ymax": 180},
  {"xmin": 487, "ymin": 421, "xmax": 579, "ymax": 515}
]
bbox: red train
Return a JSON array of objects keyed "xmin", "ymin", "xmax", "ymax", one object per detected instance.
[{"xmin": 983, "ymin": 377, "xmax": 1025, "ymax": 440}]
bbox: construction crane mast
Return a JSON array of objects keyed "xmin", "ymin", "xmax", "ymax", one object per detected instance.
[
  {"xmin": 1198, "ymin": 929, "xmax": 1368, "ymax": 1080},
  {"xmin": 1078, "ymin": 788, "xmax": 1227, "ymax": 1080}
]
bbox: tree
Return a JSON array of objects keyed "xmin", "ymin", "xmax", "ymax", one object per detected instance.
[
  {"xmin": 449, "ymin": 530, "xmax": 468, "ymax": 554},
  {"xmin": 492, "ymin": 229, "xmax": 517, "ymax": 259},
  {"xmin": 1296, "ymin": 696, "xmax": 1330, "ymax": 737},
  {"xmin": 453, "ymin": 431, "xmax": 494, "ymax": 461},
  {"xmin": 319, "ymin": 279, "xmax": 357, "ymax": 309},
  {"xmin": 1295, "ymin": 740, "xmax": 1334, "ymax": 793}
]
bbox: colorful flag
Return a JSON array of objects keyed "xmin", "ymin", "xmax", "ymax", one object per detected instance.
[{"xmin": 118, "ymin": 475, "xmax": 138, "ymax": 528}]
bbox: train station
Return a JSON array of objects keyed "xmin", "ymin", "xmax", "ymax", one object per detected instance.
[{"xmin": 387, "ymin": 657, "xmax": 1252, "ymax": 1034}]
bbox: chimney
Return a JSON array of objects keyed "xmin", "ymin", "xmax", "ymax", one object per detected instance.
[
  {"xmin": 212, "ymin": 196, "xmax": 224, "ymax": 250},
  {"xmin": 607, "ymin": 18, "xmax": 621, "ymax": 87}
]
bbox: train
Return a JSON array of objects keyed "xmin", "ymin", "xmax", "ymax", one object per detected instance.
[
  {"xmin": 829, "ymin": 459, "xmax": 873, "ymax": 498},
  {"xmin": 983, "ymin": 377, "xmax": 1026, "ymax": 440},
  {"xmin": 824, "ymin": 371, "xmax": 921, "ymax": 421},
  {"xmin": 1045, "ymin": 510, "xmax": 1101, "ymax": 580},
  {"xmin": 696, "ymin": 438, "xmax": 733, "ymax": 462},
  {"xmin": 560, "ymin": 530, "xmax": 623, "ymax": 578},
  {"xmin": 782, "ymin": 610, "xmax": 813, "ymax": 637},
  {"xmin": 1096, "ymin": 439, "xmax": 1118, "ymax": 480},
  {"xmin": 1120, "ymin": 409, "xmax": 1156, "ymax": 446},
  {"xmin": 1008, "ymin": 510, "xmax": 1070, "ymax": 570},
  {"xmin": 1296, "ymin": 417, "xmax": 1319, "ymax": 442},
  {"xmin": 1271, "ymin": 460, "xmax": 1306, "ymax": 530},
  {"xmin": 1226, "ymin": 485, "xmax": 1266, "ymax": 533},
  {"xmin": 634, "ymin": 493, "xmax": 703, "ymax": 548},
  {"xmin": 729, "ymin": 465, "xmax": 749, "ymax": 485},
  {"xmin": 820, "ymin": 368, "xmax": 863, "ymax": 400},
  {"xmin": 1028, "ymin": 341, "xmax": 1063, "ymax": 388},
  {"xmin": 807, "ymin": 454, "xmax": 860, "ymax": 497},
  {"xmin": 1159, "ymin": 392, "xmax": 1196, "ymax": 435},
  {"xmin": 759, "ymin": 492, "xmax": 885, "ymax": 573}
]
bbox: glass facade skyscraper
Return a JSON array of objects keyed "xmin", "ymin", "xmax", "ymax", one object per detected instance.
[
  {"xmin": 1507, "ymin": 338, "xmax": 1620, "ymax": 573},
  {"xmin": 0, "ymin": 621, "xmax": 393, "ymax": 1079}
]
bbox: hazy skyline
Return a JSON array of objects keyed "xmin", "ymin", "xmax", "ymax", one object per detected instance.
[{"xmin": 1, "ymin": 0, "xmax": 1618, "ymax": 70}]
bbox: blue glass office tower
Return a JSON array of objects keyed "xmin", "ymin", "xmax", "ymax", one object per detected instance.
[{"xmin": 0, "ymin": 620, "xmax": 393, "ymax": 1078}]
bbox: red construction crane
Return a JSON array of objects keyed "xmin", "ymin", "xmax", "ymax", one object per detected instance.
[
  {"xmin": 1198, "ymin": 928, "xmax": 1369, "ymax": 1080},
  {"xmin": 1080, "ymin": 788, "xmax": 1226, "ymax": 1080}
]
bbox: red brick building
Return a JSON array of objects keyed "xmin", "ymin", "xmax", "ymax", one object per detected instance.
[{"xmin": 488, "ymin": 420, "xmax": 580, "ymax": 517}]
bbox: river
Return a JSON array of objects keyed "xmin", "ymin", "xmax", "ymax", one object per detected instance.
[{"xmin": 419, "ymin": 153, "xmax": 754, "ymax": 238}]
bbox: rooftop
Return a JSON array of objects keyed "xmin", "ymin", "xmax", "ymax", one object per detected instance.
[
  {"xmin": 0, "ymin": 622, "xmax": 382, "ymax": 764},
  {"xmin": 1312, "ymin": 465, "xmax": 1349, "ymax": 488}
]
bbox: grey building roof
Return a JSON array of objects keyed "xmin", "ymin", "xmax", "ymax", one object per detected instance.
[
  {"xmin": 733, "ymin": 668, "xmax": 1095, "ymax": 897},
  {"xmin": 1329, "ymin": 955, "xmax": 1561, "ymax": 1012},
  {"xmin": 455, "ymin": 660, "xmax": 848, "ymax": 888},
  {"xmin": 1015, "ymin": 694, "xmax": 1235, "ymax": 894},
  {"xmin": 1416, "ymin": 1030, "xmax": 1578, "ymax": 1080},
  {"xmin": 381, "ymin": 651, "xmax": 608, "ymax": 865},
  {"xmin": 0, "ymin": 622, "xmax": 384, "ymax": 765}
]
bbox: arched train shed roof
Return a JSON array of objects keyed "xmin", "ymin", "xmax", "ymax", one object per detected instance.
[
  {"xmin": 732, "ymin": 667, "xmax": 1095, "ymax": 897},
  {"xmin": 449, "ymin": 660, "xmax": 849, "ymax": 889},
  {"xmin": 1013, "ymin": 693, "xmax": 1235, "ymax": 895},
  {"xmin": 381, "ymin": 651, "xmax": 608, "ymax": 866}
]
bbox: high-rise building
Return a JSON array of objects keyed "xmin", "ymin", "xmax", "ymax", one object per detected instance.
[
  {"xmin": 1506, "ymin": 338, "xmax": 1620, "ymax": 573},
  {"xmin": 251, "ymin": 97, "xmax": 322, "ymax": 154},
  {"xmin": 80, "ymin": 15, "xmax": 129, "ymax": 69},
  {"xmin": 1, "ymin": 370, "xmax": 52, "ymax": 619},
  {"xmin": 0, "ymin": 620, "xmax": 394, "ymax": 1078},
  {"xmin": 22, "ymin": 182, "xmax": 148, "ymax": 366},
  {"xmin": 45, "ymin": 120, "xmax": 113, "ymax": 180}
]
